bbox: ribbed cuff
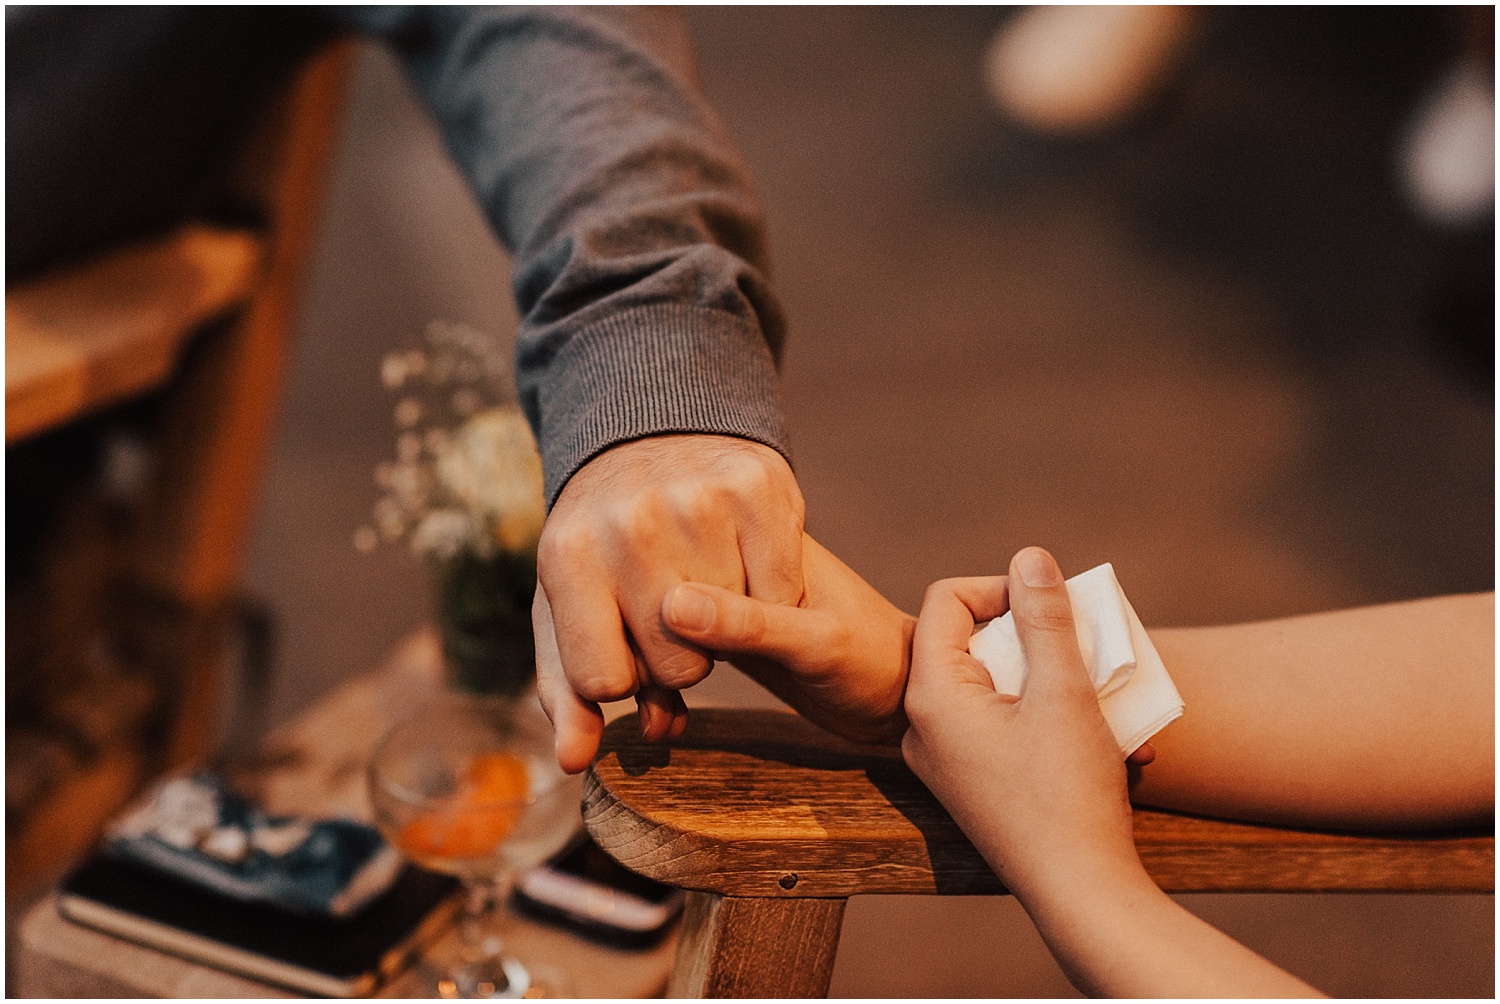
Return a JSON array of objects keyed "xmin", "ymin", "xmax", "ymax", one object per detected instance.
[{"xmin": 530, "ymin": 303, "xmax": 791, "ymax": 507}]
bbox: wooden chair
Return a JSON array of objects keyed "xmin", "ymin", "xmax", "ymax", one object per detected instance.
[
  {"xmin": 5, "ymin": 42, "xmax": 353, "ymax": 899},
  {"xmin": 584, "ymin": 708, "xmax": 1494, "ymax": 998}
]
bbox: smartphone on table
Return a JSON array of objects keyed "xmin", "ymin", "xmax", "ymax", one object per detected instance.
[{"xmin": 512, "ymin": 832, "xmax": 684, "ymax": 949}]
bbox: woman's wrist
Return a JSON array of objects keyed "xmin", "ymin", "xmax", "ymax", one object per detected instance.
[
  {"xmin": 1012, "ymin": 854, "xmax": 1178, "ymax": 996},
  {"xmin": 1015, "ymin": 852, "xmax": 1324, "ymax": 998},
  {"xmin": 1005, "ymin": 843, "xmax": 1157, "ymax": 923}
]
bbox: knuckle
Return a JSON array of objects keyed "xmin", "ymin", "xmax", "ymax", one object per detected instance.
[
  {"xmin": 823, "ymin": 620, "xmax": 852, "ymax": 658},
  {"xmin": 666, "ymin": 482, "xmax": 721, "ymax": 527},
  {"xmin": 648, "ymin": 647, "xmax": 712, "ymax": 689},
  {"xmin": 728, "ymin": 456, "xmax": 774, "ymax": 496},
  {"xmin": 786, "ymin": 497, "xmax": 807, "ymax": 533},
  {"xmin": 615, "ymin": 494, "xmax": 667, "ymax": 550},
  {"xmin": 570, "ymin": 669, "xmax": 635, "ymax": 704},
  {"xmin": 921, "ymin": 579, "xmax": 957, "ymax": 610},
  {"xmin": 537, "ymin": 520, "xmax": 595, "ymax": 573}
]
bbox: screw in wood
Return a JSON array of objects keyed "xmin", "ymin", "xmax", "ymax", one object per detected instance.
[{"xmin": 778, "ymin": 873, "xmax": 798, "ymax": 889}]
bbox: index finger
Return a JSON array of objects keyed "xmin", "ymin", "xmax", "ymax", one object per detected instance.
[
  {"xmin": 533, "ymin": 582, "xmax": 606, "ymax": 774},
  {"xmin": 735, "ymin": 473, "xmax": 806, "ymax": 607},
  {"xmin": 536, "ymin": 528, "xmax": 640, "ymax": 704},
  {"xmin": 911, "ymin": 576, "xmax": 1011, "ymax": 688}
]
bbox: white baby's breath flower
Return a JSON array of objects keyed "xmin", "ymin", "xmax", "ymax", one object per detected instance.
[
  {"xmin": 451, "ymin": 388, "xmax": 482, "ymax": 417},
  {"xmin": 388, "ymin": 461, "xmax": 423, "ymax": 502},
  {"xmin": 446, "ymin": 322, "xmax": 483, "ymax": 354},
  {"xmin": 381, "ymin": 353, "xmax": 408, "ymax": 390},
  {"xmin": 373, "ymin": 497, "xmax": 408, "ymax": 541},
  {"xmin": 363, "ymin": 323, "xmax": 530, "ymax": 561},
  {"xmin": 423, "ymin": 428, "xmax": 451, "ymax": 456},
  {"xmin": 353, "ymin": 526, "xmax": 378, "ymax": 554},
  {"xmin": 410, "ymin": 508, "xmax": 480, "ymax": 562},
  {"xmin": 394, "ymin": 398, "xmax": 423, "ymax": 429},
  {"xmin": 437, "ymin": 407, "xmax": 546, "ymax": 556}
]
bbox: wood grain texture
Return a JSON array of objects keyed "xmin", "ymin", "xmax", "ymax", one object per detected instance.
[
  {"xmin": 586, "ymin": 709, "xmax": 1493, "ymax": 897},
  {"xmin": 5, "ymin": 225, "xmax": 263, "ymax": 443},
  {"xmin": 667, "ymin": 892, "xmax": 845, "ymax": 998}
]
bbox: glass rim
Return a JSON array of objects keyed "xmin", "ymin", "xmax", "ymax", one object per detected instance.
[
  {"xmin": 366, "ymin": 692, "xmax": 565, "ymax": 811},
  {"xmin": 367, "ymin": 761, "xmax": 546, "ymax": 812}
]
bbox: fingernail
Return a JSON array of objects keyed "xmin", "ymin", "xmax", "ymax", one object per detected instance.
[
  {"xmin": 637, "ymin": 699, "xmax": 656, "ymax": 737},
  {"xmin": 1016, "ymin": 547, "xmax": 1062, "ymax": 587},
  {"xmin": 666, "ymin": 586, "xmax": 716, "ymax": 632}
]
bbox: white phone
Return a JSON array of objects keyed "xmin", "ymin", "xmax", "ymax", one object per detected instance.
[{"xmin": 512, "ymin": 834, "xmax": 684, "ymax": 948}]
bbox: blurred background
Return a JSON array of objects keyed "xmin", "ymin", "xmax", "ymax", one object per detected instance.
[
  {"xmin": 244, "ymin": 8, "xmax": 1493, "ymax": 996},
  {"xmin": 9, "ymin": 6, "xmax": 1494, "ymax": 997}
]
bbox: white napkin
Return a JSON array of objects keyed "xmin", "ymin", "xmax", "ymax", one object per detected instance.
[{"xmin": 967, "ymin": 563, "xmax": 1183, "ymax": 755}]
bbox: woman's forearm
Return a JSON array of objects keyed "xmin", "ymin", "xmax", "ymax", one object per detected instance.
[
  {"xmin": 1019, "ymin": 859, "xmax": 1322, "ymax": 998},
  {"xmin": 1135, "ymin": 593, "xmax": 1494, "ymax": 830}
]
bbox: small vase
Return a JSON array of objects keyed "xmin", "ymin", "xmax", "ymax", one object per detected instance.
[{"xmin": 434, "ymin": 550, "xmax": 537, "ymax": 697}]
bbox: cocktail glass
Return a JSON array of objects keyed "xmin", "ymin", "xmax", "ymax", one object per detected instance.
[{"xmin": 369, "ymin": 693, "xmax": 581, "ymax": 998}]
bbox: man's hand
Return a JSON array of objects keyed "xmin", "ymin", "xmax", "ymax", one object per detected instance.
[
  {"xmin": 660, "ymin": 534, "xmax": 916, "ymax": 745},
  {"xmin": 533, "ymin": 434, "xmax": 805, "ymax": 773}
]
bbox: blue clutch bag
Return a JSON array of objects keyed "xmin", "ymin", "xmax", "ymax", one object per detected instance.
[{"xmin": 104, "ymin": 773, "xmax": 402, "ymax": 918}]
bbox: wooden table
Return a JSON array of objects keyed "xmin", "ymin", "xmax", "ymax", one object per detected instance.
[{"xmin": 14, "ymin": 630, "xmax": 677, "ymax": 998}]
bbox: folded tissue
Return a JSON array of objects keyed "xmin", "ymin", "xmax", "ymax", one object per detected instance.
[{"xmin": 967, "ymin": 563, "xmax": 1184, "ymax": 755}]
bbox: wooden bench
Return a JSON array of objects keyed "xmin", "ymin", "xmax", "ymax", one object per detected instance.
[{"xmin": 584, "ymin": 708, "xmax": 1494, "ymax": 998}]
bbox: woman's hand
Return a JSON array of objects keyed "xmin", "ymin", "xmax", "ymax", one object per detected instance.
[
  {"xmin": 901, "ymin": 547, "xmax": 1141, "ymax": 903},
  {"xmin": 903, "ymin": 547, "xmax": 1321, "ymax": 998},
  {"xmin": 659, "ymin": 534, "xmax": 916, "ymax": 745}
]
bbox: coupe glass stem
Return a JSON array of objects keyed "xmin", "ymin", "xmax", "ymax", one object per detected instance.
[
  {"xmin": 438, "ymin": 869, "xmax": 530, "ymax": 999},
  {"xmin": 458, "ymin": 877, "xmax": 498, "ymax": 957},
  {"xmin": 458, "ymin": 868, "xmax": 517, "ymax": 958}
]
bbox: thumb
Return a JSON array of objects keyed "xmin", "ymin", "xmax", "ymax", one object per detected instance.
[
  {"xmin": 661, "ymin": 582, "xmax": 833, "ymax": 665},
  {"xmin": 1007, "ymin": 547, "xmax": 1094, "ymax": 705}
]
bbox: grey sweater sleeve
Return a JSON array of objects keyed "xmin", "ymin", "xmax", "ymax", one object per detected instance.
[{"xmin": 337, "ymin": 6, "xmax": 790, "ymax": 505}]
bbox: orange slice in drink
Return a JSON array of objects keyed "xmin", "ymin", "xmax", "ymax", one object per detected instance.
[
  {"xmin": 396, "ymin": 752, "xmax": 531, "ymax": 862},
  {"xmin": 467, "ymin": 751, "xmax": 531, "ymax": 804}
]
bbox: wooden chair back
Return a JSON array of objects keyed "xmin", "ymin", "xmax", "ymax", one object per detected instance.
[
  {"xmin": 585, "ymin": 708, "xmax": 1494, "ymax": 998},
  {"xmin": 4, "ymin": 41, "xmax": 353, "ymax": 900}
]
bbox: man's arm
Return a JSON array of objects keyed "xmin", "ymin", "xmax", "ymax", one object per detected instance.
[{"xmin": 341, "ymin": 7, "xmax": 805, "ymax": 767}]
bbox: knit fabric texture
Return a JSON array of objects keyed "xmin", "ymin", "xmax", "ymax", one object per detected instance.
[{"xmin": 8, "ymin": 5, "xmax": 792, "ymax": 504}]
